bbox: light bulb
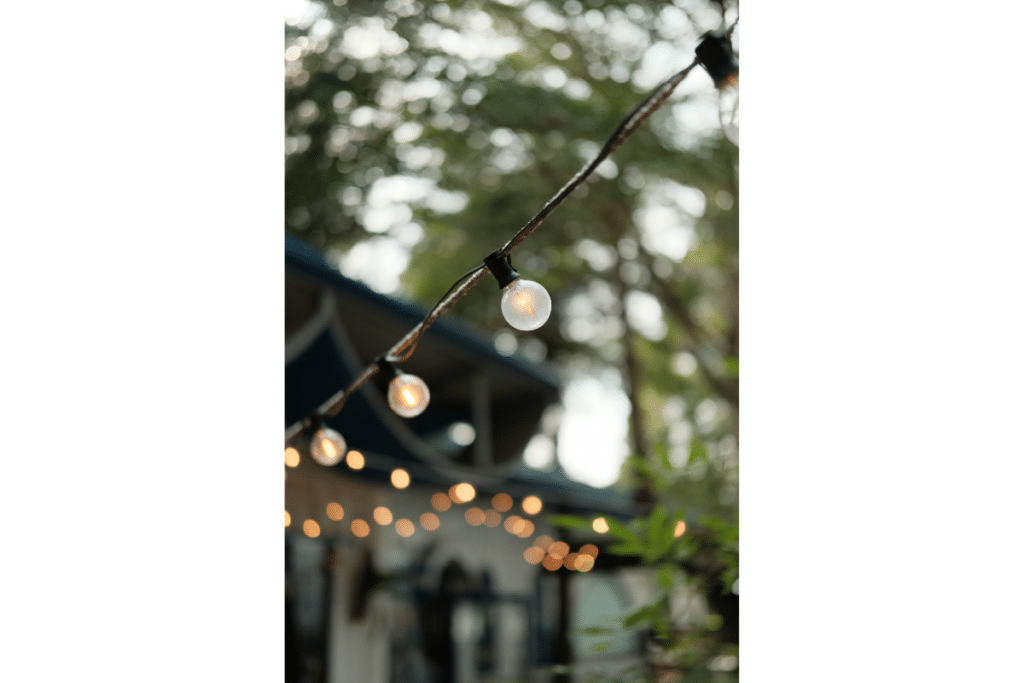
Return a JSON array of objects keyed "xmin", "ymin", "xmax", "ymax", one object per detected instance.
[
  {"xmin": 500, "ymin": 279, "xmax": 552, "ymax": 331},
  {"xmin": 695, "ymin": 32, "xmax": 739, "ymax": 147},
  {"xmin": 718, "ymin": 71, "xmax": 739, "ymax": 146},
  {"xmin": 484, "ymin": 249, "xmax": 552, "ymax": 332},
  {"xmin": 310, "ymin": 427, "xmax": 346, "ymax": 466},
  {"xmin": 388, "ymin": 373, "xmax": 430, "ymax": 418}
]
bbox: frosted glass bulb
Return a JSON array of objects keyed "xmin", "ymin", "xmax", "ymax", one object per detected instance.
[
  {"xmin": 500, "ymin": 279, "xmax": 552, "ymax": 331},
  {"xmin": 310, "ymin": 427, "xmax": 346, "ymax": 466},
  {"xmin": 718, "ymin": 71, "xmax": 739, "ymax": 146},
  {"xmin": 388, "ymin": 373, "xmax": 430, "ymax": 418}
]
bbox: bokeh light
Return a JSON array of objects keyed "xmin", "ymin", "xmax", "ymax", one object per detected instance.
[
  {"xmin": 483, "ymin": 509, "xmax": 502, "ymax": 527},
  {"xmin": 420, "ymin": 512, "xmax": 440, "ymax": 531},
  {"xmin": 373, "ymin": 506, "xmax": 393, "ymax": 525},
  {"xmin": 523, "ymin": 546, "xmax": 545, "ymax": 564},
  {"xmin": 285, "ymin": 510, "xmax": 291, "ymax": 527},
  {"xmin": 504, "ymin": 515, "xmax": 523, "ymax": 533},
  {"xmin": 431, "ymin": 492, "xmax": 452, "ymax": 512},
  {"xmin": 515, "ymin": 519, "xmax": 535, "ymax": 538},
  {"xmin": 564, "ymin": 552, "xmax": 580, "ymax": 570},
  {"xmin": 593, "ymin": 517, "xmax": 610, "ymax": 533},
  {"xmin": 491, "ymin": 493, "xmax": 513, "ymax": 512},
  {"xmin": 533, "ymin": 535, "xmax": 554, "ymax": 551},
  {"xmin": 396, "ymin": 518, "xmax": 415, "ymax": 537},
  {"xmin": 285, "ymin": 447, "xmax": 301, "ymax": 468},
  {"xmin": 674, "ymin": 520, "xmax": 687, "ymax": 537},
  {"xmin": 548, "ymin": 541, "xmax": 570, "ymax": 559},
  {"xmin": 465, "ymin": 507, "xmax": 486, "ymax": 526},
  {"xmin": 521, "ymin": 495, "xmax": 543, "ymax": 515},
  {"xmin": 326, "ymin": 502, "xmax": 344, "ymax": 521},
  {"xmin": 346, "ymin": 450, "xmax": 365, "ymax": 470},
  {"xmin": 450, "ymin": 482, "xmax": 476, "ymax": 503},
  {"xmin": 576, "ymin": 554, "xmax": 596, "ymax": 572},
  {"xmin": 303, "ymin": 520, "xmax": 321, "ymax": 538},
  {"xmin": 579, "ymin": 543, "xmax": 599, "ymax": 558},
  {"xmin": 542, "ymin": 554, "xmax": 563, "ymax": 571},
  {"xmin": 351, "ymin": 519, "xmax": 370, "ymax": 537},
  {"xmin": 391, "ymin": 468, "xmax": 411, "ymax": 489}
]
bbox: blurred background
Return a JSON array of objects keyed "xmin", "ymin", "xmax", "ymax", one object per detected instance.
[{"xmin": 285, "ymin": 0, "xmax": 739, "ymax": 681}]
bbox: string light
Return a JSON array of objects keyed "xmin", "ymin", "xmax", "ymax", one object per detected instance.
[
  {"xmin": 309, "ymin": 426, "xmax": 346, "ymax": 467},
  {"xmin": 484, "ymin": 250, "xmax": 552, "ymax": 331},
  {"xmin": 281, "ymin": 24, "xmax": 740, "ymax": 558},
  {"xmin": 282, "ymin": 25, "xmax": 738, "ymax": 442},
  {"xmin": 695, "ymin": 31, "xmax": 739, "ymax": 146},
  {"xmin": 378, "ymin": 360, "xmax": 431, "ymax": 418}
]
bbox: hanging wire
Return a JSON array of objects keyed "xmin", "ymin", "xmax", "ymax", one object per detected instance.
[{"xmin": 283, "ymin": 23, "xmax": 739, "ymax": 443}]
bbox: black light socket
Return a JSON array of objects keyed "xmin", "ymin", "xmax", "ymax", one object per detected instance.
[
  {"xmin": 484, "ymin": 250, "xmax": 521, "ymax": 289},
  {"xmin": 376, "ymin": 358, "xmax": 400, "ymax": 383},
  {"xmin": 695, "ymin": 32, "xmax": 738, "ymax": 87}
]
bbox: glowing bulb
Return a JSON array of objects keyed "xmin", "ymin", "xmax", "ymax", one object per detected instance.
[
  {"xmin": 310, "ymin": 427, "xmax": 346, "ymax": 466},
  {"xmin": 500, "ymin": 279, "xmax": 552, "ymax": 331},
  {"xmin": 718, "ymin": 71, "xmax": 739, "ymax": 146},
  {"xmin": 284, "ymin": 447, "xmax": 300, "ymax": 468},
  {"xmin": 388, "ymin": 373, "xmax": 430, "ymax": 418},
  {"xmin": 593, "ymin": 517, "xmax": 610, "ymax": 534}
]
